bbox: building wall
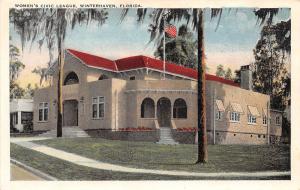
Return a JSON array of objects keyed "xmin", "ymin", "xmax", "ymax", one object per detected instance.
[
  {"xmin": 33, "ymin": 87, "xmax": 57, "ymax": 131},
  {"xmin": 126, "ymin": 80, "xmax": 197, "ymax": 130},
  {"xmin": 205, "ymin": 80, "xmax": 274, "ymax": 144},
  {"xmin": 33, "ymin": 51, "xmax": 283, "ymax": 144}
]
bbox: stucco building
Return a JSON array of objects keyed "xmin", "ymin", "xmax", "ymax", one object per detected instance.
[
  {"xmin": 10, "ymin": 99, "xmax": 34, "ymax": 132},
  {"xmin": 34, "ymin": 49, "xmax": 282, "ymax": 144}
]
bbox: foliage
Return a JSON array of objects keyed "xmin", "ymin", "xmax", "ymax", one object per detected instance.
[
  {"xmin": 234, "ymin": 69, "xmax": 241, "ymax": 83},
  {"xmin": 252, "ymin": 20, "xmax": 290, "ymax": 110},
  {"xmin": 9, "ymin": 44, "xmax": 25, "ymax": 82},
  {"xmin": 224, "ymin": 68, "xmax": 233, "ymax": 80},
  {"xmin": 10, "ymin": 8, "xmax": 109, "ymax": 137},
  {"xmin": 254, "ymin": 8, "xmax": 279, "ymax": 26},
  {"xmin": 215, "ymin": 64, "xmax": 225, "ymax": 77},
  {"xmin": 154, "ymin": 25, "xmax": 197, "ymax": 69},
  {"xmin": 281, "ymin": 116, "xmax": 290, "ymax": 144},
  {"xmin": 23, "ymin": 121, "xmax": 33, "ymax": 133},
  {"xmin": 9, "ymin": 9, "xmax": 108, "ymax": 64},
  {"xmin": 10, "ymin": 81, "xmax": 25, "ymax": 99},
  {"xmin": 23, "ymin": 83, "xmax": 38, "ymax": 98},
  {"xmin": 32, "ymin": 66, "xmax": 49, "ymax": 86}
]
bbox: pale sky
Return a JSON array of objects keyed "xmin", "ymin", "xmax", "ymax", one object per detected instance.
[{"xmin": 10, "ymin": 8, "xmax": 290, "ymax": 88}]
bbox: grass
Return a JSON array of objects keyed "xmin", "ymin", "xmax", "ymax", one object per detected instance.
[
  {"xmin": 10, "ymin": 143, "xmax": 203, "ymax": 180},
  {"xmin": 10, "ymin": 143, "xmax": 290, "ymax": 180},
  {"xmin": 34, "ymin": 137, "xmax": 290, "ymax": 173}
]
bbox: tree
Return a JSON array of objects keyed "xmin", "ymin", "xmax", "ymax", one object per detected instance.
[
  {"xmin": 225, "ymin": 68, "xmax": 233, "ymax": 80},
  {"xmin": 24, "ymin": 83, "xmax": 36, "ymax": 98},
  {"xmin": 216, "ymin": 64, "xmax": 225, "ymax": 77},
  {"xmin": 10, "ymin": 81, "xmax": 25, "ymax": 99},
  {"xmin": 9, "ymin": 44, "xmax": 25, "ymax": 99},
  {"xmin": 252, "ymin": 20, "xmax": 290, "ymax": 110},
  {"xmin": 234, "ymin": 69, "xmax": 241, "ymax": 83},
  {"xmin": 154, "ymin": 24, "xmax": 197, "ymax": 69},
  {"xmin": 10, "ymin": 9, "xmax": 108, "ymax": 137},
  {"xmin": 9, "ymin": 44, "xmax": 25, "ymax": 82}
]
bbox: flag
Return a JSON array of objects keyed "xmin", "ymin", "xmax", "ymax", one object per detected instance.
[{"xmin": 165, "ymin": 24, "xmax": 177, "ymax": 38}]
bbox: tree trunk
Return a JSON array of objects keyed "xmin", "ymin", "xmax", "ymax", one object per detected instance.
[
  {"xmin": 57, "ymin": 48, "xmax": 63, "ymax": 137},
  {"xmin": 196, "ymin": 9, "xmax": 208, "ymax": 163}
]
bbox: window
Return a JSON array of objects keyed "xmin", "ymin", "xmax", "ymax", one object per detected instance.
[
  {"xmin": 216, "ymin": 111, "xmax": 222, "ymax": 120},
  {"xmin": 38, "ymin": 102, "xmax": 48, "ymax": 122},
  {"xmin": 173, "ymin": 98, "xmax": 187, "ymax": 118},
  {"xmin": 248, "ymin": 115, "xmax": 257, "ymax": 124},
  {"xmin": 263, "ymin": 115, "xmax": 267, "ymax": 125},
  {"xmin": 92, "ymin": 97, "xmax": 105, "ymax": 119},
  {"xmin": 64, "ymin": 72, "xmax": 79, "ymax": 85},
  {"xmin": 21, "ymin": 112, "xmax": 33, "ymax": 124},
  {"xmin": 275, "ymin": 116, "xmax": 281, "ymax": 125},
  {"xmin": 230, "ymin": 112, "xmax": 240, "ymax": 122},
  {"xmin": 129, "ymin": 76, "xmax": 136, "ymax": 80},
  {"xmin": 141, "ymin": 98, "xmax": 155, "ymax": 118}
]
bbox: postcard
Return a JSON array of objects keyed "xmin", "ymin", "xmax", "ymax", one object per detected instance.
[{"xmin": 1, "ymin": 0, "xmax": 300, "ymax": 190}]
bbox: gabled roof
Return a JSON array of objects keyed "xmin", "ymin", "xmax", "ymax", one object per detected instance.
[
  {"xmin": 67, "ymin": 49, "xmax": 117, "ymax": 71},
  {"xmin": 66, "ymin": 49, "xmax": 239, "ymax": 87}
]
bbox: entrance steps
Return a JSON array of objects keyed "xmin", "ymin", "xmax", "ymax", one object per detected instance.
[
  {"xmin": 39, "ymin": 126, "xmax": 90, "ymax": 138},
  {"xmin": 157, "ymin": 127, "xmax": 178, "ymax": 145}
]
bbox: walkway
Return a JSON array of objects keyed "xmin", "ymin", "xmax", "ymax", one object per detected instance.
[
  {"xmin": 10, "ymin": 137, "xmax": 291, "ymax": 178},
  {"xmin": 11, "ymin": 164, "xmax": 45, "ymax": 181}
]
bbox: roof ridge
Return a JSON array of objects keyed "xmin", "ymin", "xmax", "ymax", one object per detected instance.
[
  {"xmin": 66, "ymin": 49, "xmax": 238, "ymax": 87},
  {"xmin": 67, "ymin": 48, "xmax": 114, "ymax": 62}
]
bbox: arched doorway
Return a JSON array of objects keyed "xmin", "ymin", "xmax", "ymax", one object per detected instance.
[
  {"xmin": 157, "ymin": 97, "xmax": 171, "ymax": 127},
  {"xmin": 63, "ymin": 100, "xmax": 78, "ymax": 126}
]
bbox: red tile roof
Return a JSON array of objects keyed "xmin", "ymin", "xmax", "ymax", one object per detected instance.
[
  {"xmin": 67, "ymin": 49, "xmax": 117, "ymax": 71},
  {"xmin": 66, "ymin": 49, "xmax": 239, "ymax": 87}
]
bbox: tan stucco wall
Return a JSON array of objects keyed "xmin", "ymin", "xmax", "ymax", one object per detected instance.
[
  {"xmin": 205, "ymin": 80, "xmax": 282, "ymax": 144},
  {"xmin": 33, "ymin": 87, "xmax": 56, "ymax": 131}
]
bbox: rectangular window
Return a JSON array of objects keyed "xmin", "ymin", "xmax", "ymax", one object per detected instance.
[
  {"xmin": 248, "ymin": 115, "xmax": 257, "ymax": 124},
  {"xmin": 230, "ymin": 112, "xmax": 240, "ymax": 122},
  {"xmin": 275, "ymin": 116, "xmax": 281, "ymax": 125},
  {"xmin": 215, "ymin": 111, "xmax": 222, "ymax": 120},
  {"xmin": 38, "ymin": 102, "xmax": 49, "ymax": 122},
  {"xmin": 263, "ymin": 115, "xmax": 267, "ymax": 125},
  {"xmin": 92, "ymin": 96, "xmax": 105, "ymax": 119},
  {"xmin": 21, "ymin": 112, "xmax": 33, "ymax": 124}
]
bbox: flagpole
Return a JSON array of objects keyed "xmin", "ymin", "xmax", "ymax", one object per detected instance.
[{"xmin": 163, "ymin": 13, "xmax": 166, "ymax": 80}]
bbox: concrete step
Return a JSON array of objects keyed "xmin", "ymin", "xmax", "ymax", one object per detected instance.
[{"xmin": 157, "ymin": 127, "xmax": 178, "ymax": 145}]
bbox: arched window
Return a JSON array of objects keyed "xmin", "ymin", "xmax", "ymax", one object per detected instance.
[
  {"xmin": 64, "ymin": 72, "xmax": 79, "ymax": 85},
  {"xmin": 173, "ymin": 98, "xmax": 187, "ymax": 118},
  {"xmin": 141, "ymin": 98, "xmax": 155, "ymax": 118},
  {"xmin": 98, "ymin": 74, "xmax": 109, "ymax": 80}
]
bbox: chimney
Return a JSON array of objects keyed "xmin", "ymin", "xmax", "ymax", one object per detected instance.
[{"xmin": 240, "ymin": 65, "xmax": 252, "ymax": 90}]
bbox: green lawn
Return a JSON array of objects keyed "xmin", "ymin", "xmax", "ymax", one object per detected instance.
[
  {"xmin": 10, "ymin": 143, "xmax": 290, "ymax": 180},
  {"xmin": 10, "ymin": 143, "xmax": 200, "ymax": 180},
  {"xmin": 34, "ymin": 137, "xmax": 290, "ymax": 173}
]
